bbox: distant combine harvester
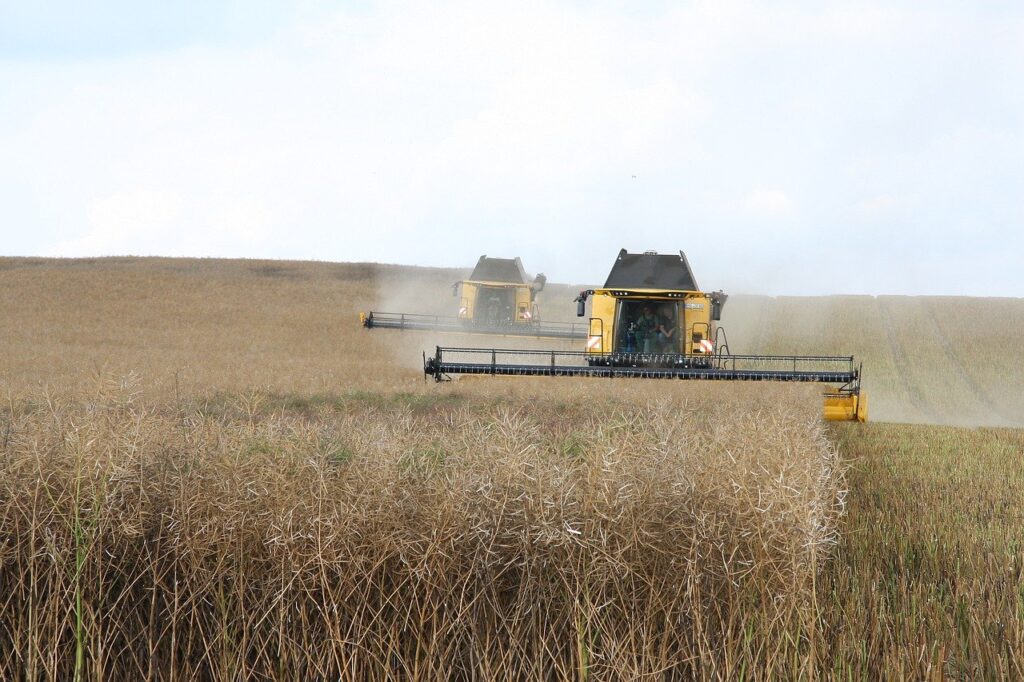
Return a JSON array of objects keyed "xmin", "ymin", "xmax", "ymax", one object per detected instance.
[{"xmin": 361, "ymin": 255, "xmax": 588, "ymax": 340}]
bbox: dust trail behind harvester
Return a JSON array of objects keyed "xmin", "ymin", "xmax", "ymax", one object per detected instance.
[
  {"xmin": 721, "ymin": 293, "xmax": 1024, "ymax": 427},
  {"xmin": 367, "ymin": 263, "xmax": 587, "ymax": 374}
]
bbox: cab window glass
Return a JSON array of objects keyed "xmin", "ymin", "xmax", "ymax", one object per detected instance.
[
  {"xmin": 476, "ymin": 286, "xmax": 515, "ymax": 326},
  {"xmin": 614, "ymin": 300, "xmax": 679, "ymax": 353}
]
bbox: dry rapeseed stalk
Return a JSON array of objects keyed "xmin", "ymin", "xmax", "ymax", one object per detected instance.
[{"xmin": 0, "ymin": 378, "xmax": 843, "ymax": 680}]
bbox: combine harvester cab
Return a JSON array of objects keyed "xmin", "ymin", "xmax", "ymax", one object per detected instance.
[
  {"xmin": 575, "ymin": 249, "xmax": 727, "ymax": 366},
  {"xmin": 455, "ymin": 255, "xmax": 544, "ymax": 327},
  {"xmin": 361, "ymin": 255, "xmax": 587, "ymax": 340},
  {"xmin": 424, "ymin": 249, "xmax": 868, "ymax": 422}
]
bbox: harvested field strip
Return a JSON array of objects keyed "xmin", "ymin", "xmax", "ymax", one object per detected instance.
[
  {"xmin": 922, "ymin": 297, "xmax": 1024, "ymax": 420},
  {"xmin": 876, "ymin": 296, "xmax": 1006, "ymax": 424},
  {"xmin": 876, "ymin": 297, "xmax": 932, "ymax": 423},
  {"xmin": 920, "ymin": 298, "xmax": 1008, "ymax": 424},
  {"xmin": 719, "ymin": 291, "xmax": 1024, "ymax": 426}
]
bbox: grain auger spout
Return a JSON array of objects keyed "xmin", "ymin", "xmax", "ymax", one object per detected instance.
[{"xmin": 422, "ymin": 249, "xmax": 868, "ymax": 422}]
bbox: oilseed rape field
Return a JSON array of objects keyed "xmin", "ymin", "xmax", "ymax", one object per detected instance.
[{"xmin": 1, "ymin": 257, "xmax": 1021, "ymax": 679}]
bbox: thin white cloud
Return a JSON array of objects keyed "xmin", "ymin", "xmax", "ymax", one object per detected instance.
[
  {"xmin": 49, "ymin": 188, "xmax": 272, "ymax": 257},
  {"xmin": 2, "ymin": 1, "xmax": 1023, "ymax": 295},
  {"xmin": 740, "ymin": 189, "xmax": 793, "ymax": 217},
  {"xmin": 859, "ymin": 194, "xmax": 899, "ymax": 217},
  {"xmin": 50, "ymin": 189, "xmax": 183, "ymax": 256}
]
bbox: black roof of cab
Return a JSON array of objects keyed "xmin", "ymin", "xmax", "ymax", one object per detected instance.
[
  {"xmin": 468, "ymin": 256, "xmax": 530, "ymax": 284},
  {"xmin": 603, "ymin": 249, "xmax": 700, "ymax": 291}
]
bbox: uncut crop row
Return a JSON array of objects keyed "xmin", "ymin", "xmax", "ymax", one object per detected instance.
[{"xmin": 0, "ymin": 379, "xmax": 840, "ymax": 680}]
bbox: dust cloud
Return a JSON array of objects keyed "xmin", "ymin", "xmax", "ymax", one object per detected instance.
[
  {"xmin": 367, "ymin": 268, "xmax": 1024, "ymax": 427},
  {"xmin": 721, "ymin": 293, "xmax": 1024, "ymax": 428},
  {"xmin": 366, "ymin": 264, "xmax": 588, "ymax": 374}
]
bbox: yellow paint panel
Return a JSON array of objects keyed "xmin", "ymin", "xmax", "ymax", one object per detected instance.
[{"xmin": 824, "ymin": 392, "xmax": 868, "ymax": 422}]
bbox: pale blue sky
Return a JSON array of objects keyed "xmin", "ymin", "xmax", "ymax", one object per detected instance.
[{"xmin": 1, "ymin": 1, "xmax": 1022, "ymax": 295}]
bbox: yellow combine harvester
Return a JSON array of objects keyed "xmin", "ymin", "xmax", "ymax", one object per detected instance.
[
  {"xmin": 362, "ymin": 255, "xmax": 587, "ymax": 340},
  {"xmin": 424, "ymin": 249, "xmax": 867, "ymax": 422},
  {"xmin": 454, "ymin": 255, "xmax": 546, "ymax": 327},
  {"xmin": 575, "ymin": 249, "xmax": 726, "ymax": 362}
]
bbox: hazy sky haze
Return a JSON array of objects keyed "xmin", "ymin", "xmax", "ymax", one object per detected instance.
[{"xmin": 1, "ymin": 1, "xmax": 1021, "ymax": 295}]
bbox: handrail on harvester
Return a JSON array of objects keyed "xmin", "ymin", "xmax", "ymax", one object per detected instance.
[
  {"xmin": 362, "ymin": 311, "xmax": 589, "ymax": 340},
  {"xmin": 423, "ymin": 346, "xmax": 861, "ymax": 388}
]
